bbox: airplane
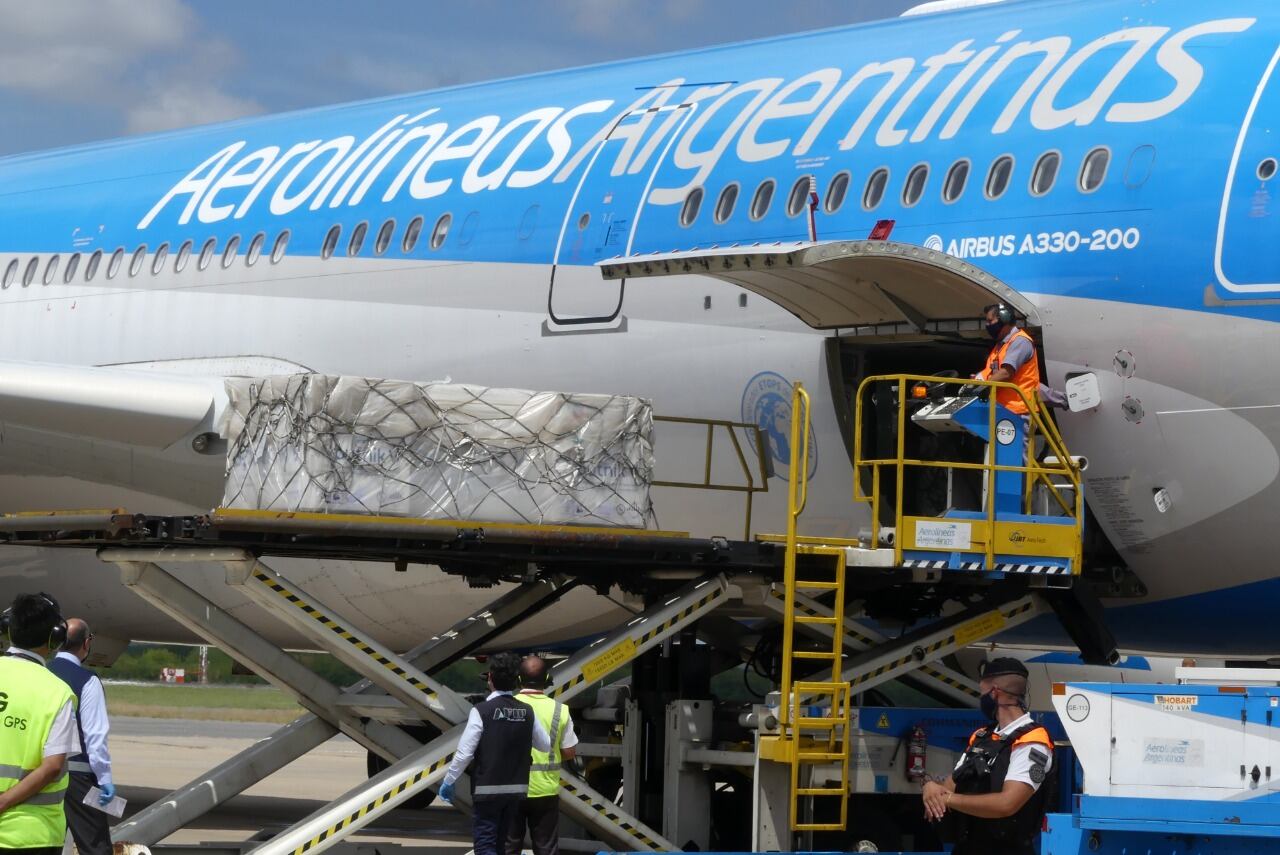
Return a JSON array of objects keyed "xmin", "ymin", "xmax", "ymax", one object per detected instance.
[{"xmin": 0, "ymin": 0, "xmax": 1275, "ymax": 664}]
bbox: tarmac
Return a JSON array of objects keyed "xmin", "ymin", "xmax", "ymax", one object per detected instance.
[{"xmin": 111, "ymin": 717, "xmax": 472, "ymax": 851}]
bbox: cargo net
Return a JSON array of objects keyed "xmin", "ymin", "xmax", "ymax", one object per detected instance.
[{"xmin": 220, "ymin": 374, "xmax": 656, "ymax": 528}]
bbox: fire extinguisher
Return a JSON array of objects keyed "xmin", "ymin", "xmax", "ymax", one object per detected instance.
[{"xmin": 906, "ymin": 725, "xmax": 928, "ymax": 783}]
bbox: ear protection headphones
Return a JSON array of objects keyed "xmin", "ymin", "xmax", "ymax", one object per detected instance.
[
  {"xmin": 0, "ymin": 592, "xmax": 67, "ymax": 649},
  {"xmin": 985, "ymin": 303, "xmax": 1014, "ymax": 325}
]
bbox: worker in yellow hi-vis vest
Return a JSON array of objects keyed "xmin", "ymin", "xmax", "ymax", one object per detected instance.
[
  {"xmin": 0, "ymin": 593, "xmax": 80, "ymax": 855},
  {"xmin": 506, "ymin": 656, "xmax": 578, "ymax": 855}
]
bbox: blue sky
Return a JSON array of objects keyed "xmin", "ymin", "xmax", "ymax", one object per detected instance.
[{"xmin": 0, "ymin": 0, "xmax": 919, "ymax": 156}]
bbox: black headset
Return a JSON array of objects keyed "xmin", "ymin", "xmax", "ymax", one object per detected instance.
[
  {"xmin": 0, "ymin": 592, "xmax": 67, "ymax": 650},
  {"xmin": 984, "ymin": 303, "xmax": 1014, "ymax": 325}
]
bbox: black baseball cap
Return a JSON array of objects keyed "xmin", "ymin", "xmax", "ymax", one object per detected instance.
[{"xmin": 979, "ymin": 657, "xmax": 1029, "ymax": 679}]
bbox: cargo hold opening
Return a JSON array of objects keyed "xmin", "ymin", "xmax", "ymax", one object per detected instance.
[{"xmin": 604, "ymin": 240, "xmax": 1130, "ymax": 591}]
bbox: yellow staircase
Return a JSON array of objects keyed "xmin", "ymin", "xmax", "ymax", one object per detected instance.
[{"xmin": 775, "ymin": 383, "xmax": 852, "ymax": 832}]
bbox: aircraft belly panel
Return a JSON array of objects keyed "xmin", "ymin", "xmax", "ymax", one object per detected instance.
[{"xmin": 1042, "ymin": 295, "xmax": 1280, "ymax": 611}]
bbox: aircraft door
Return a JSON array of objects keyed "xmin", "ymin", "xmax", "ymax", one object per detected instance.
[
  {"xmin": 1216, "ymin": 49, "xmax": 1280, "ymax": 294},
  {"xmin": 547, "ymin": 98, "xmax": 696, "ymax": 327}
]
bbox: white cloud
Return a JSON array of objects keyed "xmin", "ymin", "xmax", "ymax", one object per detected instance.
[
  {"xmin": 125, "ymin": 82, "xmax": 263, "ymax": 134},
  {"xmin": 0, "ymin": 0, "xmax": 262, "ymax": 135},
  {"xmin": 0, "ymin": 0, "xmax": 193, "ymax": 99}
]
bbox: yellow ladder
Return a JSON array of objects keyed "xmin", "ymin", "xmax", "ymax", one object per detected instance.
[{"xmin": 778, "ymin": 383, "xmax": 851, "ymax": 832}]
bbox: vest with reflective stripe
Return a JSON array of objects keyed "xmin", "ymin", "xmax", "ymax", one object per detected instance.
[
  {"xmin": 517, "ymin": 691, "xmax": 568, "ymax": 798},
  {"xmin": 46, "ymin": 655, "xmax": 93, "ymax": 776},
  {"xmin": 978, "ymin": 328, "xmax": 1040, "ymax": 415},
  {"xmin": 0, "ymin": 656, "xmax": 75, "ymax": 848},
  {"xmin": 471, "ymin": 694, "xmax": 534, "ymax": 799}
]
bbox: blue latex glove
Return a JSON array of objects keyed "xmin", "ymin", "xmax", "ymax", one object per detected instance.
[
  {"xmin": 438, "ymin": 780, "xmax": 455, "ymax": 804},
  {"xmin": 97, "ymin": 782, "xmax": 116, "ymax": 806}
]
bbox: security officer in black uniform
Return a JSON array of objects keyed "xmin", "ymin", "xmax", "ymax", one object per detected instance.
[
  {"xmin": 439, "ymin": 652, "xmax": 551, "ymax": 855},
  {"xmin": 921, "ymin": 657, "xmax": 1054, "ymax": 855}
]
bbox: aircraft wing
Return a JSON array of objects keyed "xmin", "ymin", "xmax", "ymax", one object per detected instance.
[{"xmin": 0, "ymin": 360, "xmax": 225, "ymax": 449}]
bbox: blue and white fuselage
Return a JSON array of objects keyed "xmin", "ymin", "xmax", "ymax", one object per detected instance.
[{"xmin": 0, "ymin": 0, "xmax": 1276, "ymax": 656}]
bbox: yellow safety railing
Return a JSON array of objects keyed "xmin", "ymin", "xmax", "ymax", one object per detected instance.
[
  {"xmin": 776, "ymin": 383, "xmax": 851, "ymax": 832},
  {"xmin": 852, "ymin": 374, "xmax": 1084, "ymax": 573},
  {"xmin": 652, "ymin": 415, "xmax": 771, "ymax": 541},
  {"xmin": 778, "ymin": 383, "xmax": 812, "ymax": 725}
]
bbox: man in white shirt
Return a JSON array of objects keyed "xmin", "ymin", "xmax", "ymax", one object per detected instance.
[
  {"xmin": 49, "ymin": 619, "xmax": 114, "ymax": 855},
  {"xmin": 438, "ymin": 653, "xmax": 551, "ymax": 855},
  {"xmin": 921, "ymin": 657, "xmax": 1054, "ymax": 855},
  {"xmin": 0, "ymin": 593, "xmax": 80, "ymax": 855},
  {"xmin": 507, "ymin": 656, "xmax": 578, "ymax": 855}
]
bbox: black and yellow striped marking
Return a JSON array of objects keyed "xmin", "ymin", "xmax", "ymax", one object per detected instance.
[
  {"xmin": 560, "ymin": 778, "xmax": 663, "ymax": 850},
  {"xmin": 549, "ymin": 586, "xmax": 724, "ymax": 700},
  {"xmin": 296, "ymin": 760, "xmax": 665, "ymax": 853},
  {"xmin": 770, "ymin": 587, "xmax": 981, "ymax": 699},
  {"xmin": 253, "ymin": 569, "xmax": 440, "ymax": 704},
  {"xmin": 847, "ymin": 600, "xmax": 1036, "ymax": 690},
  {"xmin": 296, "ymin": 752, "xmax": 454, "ymax": 854}
]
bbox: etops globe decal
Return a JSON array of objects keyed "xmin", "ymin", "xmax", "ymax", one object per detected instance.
[{"xmin": 741, "ymin": 372, "xmax": 817, "ymax": 481}]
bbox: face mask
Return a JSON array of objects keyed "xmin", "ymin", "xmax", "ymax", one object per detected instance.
[
  {"xmin": 986, "ymin": 321, "xmax": 1004, "ymax": 340},
  {"xmin": 979, "ymin": 689, "xmax": 1000, "ymax": 720}
]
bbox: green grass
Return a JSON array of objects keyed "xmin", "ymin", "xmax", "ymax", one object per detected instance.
[{"xmin": 105, "ymin": 683, "xmax": 304, "ymax": 723}]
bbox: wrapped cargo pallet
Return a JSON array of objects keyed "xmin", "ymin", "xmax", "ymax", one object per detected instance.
[{"xmin": 219, "ymin": 374, "xmax": 655, "ymax": 528}]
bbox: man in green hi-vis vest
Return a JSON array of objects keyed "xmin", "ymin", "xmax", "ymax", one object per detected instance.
[
  {"xmin": 0, "ymin": 593, "xmax": 79, "ymax": 855},
  {"xmin": 506, "ymin": 656, "xmax": 577, "ymax": 855}
]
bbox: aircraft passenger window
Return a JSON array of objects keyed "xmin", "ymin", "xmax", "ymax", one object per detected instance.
[
  {"xmin": 85, "ymin": 250, "xmax": 102, "ymax": 281},
  {"xmin": 1259, "ymin": 158, "xmax": 1278, "ymax": 182},
  {"xmin": 43, "ymin": 255, "xmax": 59, "ymax": 286},
  {"xmin": 714, "ymin": 183, "xmax": 739, "ymax": 224},
  {"xmin": 517, "ymin": 205, "xmax": 538, "ymax": 240},
  {"xmin": 347, "ymin": 221, "xmax": 368, "ymax": 257},
  {"xmin": 374, "ymin": 219, "xmax": 395, "ymax": 256},
  {"xmin": 63, "ymin": 253, "xmax": 80, "ymax": 284},
  {"xmin": 175, "ymin": 240, "xmax": 193, "ymax": 273},
  {"xmin": 786, "ymin": 176, "xmax": 813, "ymax": 218},
  {"xmin": 578, "ymin": 212, "xmax": 591, "ymax": 231},
  {"xmin": 402, "ymin": 217, "xmax": 423, "ymax": 253},
  {"xmin": 221, "ymin": 235, "xmax": 241, "ymax": 268},
  {"xmin": 321, "ymin": 225, "xmax": 341, "ymax": 260},
  {"xmin": 1079, "ymin": 147, "xmax": 1110, "ymax": 193},
  {"xmin": 1, "ymin": 259, "xmax": 16, "ymax": 289},
  {"xmin": 985, "ymin": 155, "xmax": 1014, "ymax": 200},
  {"xmin": 198, "ymin": 238, "xmax": 217, "ymax": 271},
  {"xmin": 1030, "ymin": 151, "xmax": 1061, "ymax": 197},
  {"xmin": 942, "ymin": 159, "xmax": 970, "ymax": 204},
  {"xmin": 1124, "ymin": 145, "xmax": 1155, "ymax": 189},
  {"xmin": 431, "ymin": 213, "xmax": 452, "ymax": 249},
  {"xmin": 271, "ymin": 230, "xmax": 290, "ymax": 263},
  {"xmin": 20, "ymin": 257, "xmax": 37, "ymax": 287},
  {"xmin": 459, "ymin": 211, "xmax": 481, "ymax": 246},
  {"xmin": 862, "ymin": 168, "xmax": 889, "ymax": 210},
  {"xmin": 129, "ymin": 245, "xmax": 147, "ymax": 277},
  {"xmin": 750, "ymin": 179, "xmax": 775, "ymax": 221},
  {"xmin": 824, "ymin": 171, "xmax": 850, "ymax": 214},
  {"xmin": 106, "ymin": 248, "xmax": 124, "ymax": 279},
  {"xmin": 902, "ymin": 164, "xmax": 929, "ymax": 207},
  {"xmin": 680, "ymin": 186, "xmax": 705, "ymax": 227},
  {"xmin": 152, "ymin": 243, "xmax": 169, "ymax": 275},
  {"xmin": 246, "ymin": 232, "xmax": 265, "ymax": 266}
]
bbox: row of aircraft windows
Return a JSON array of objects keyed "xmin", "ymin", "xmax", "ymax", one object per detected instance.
[
  {"xmin": 0, "ymin": 209, "xmax": 460, "ymax": 290},
  {"xmin": 0, "ymin": 144, "xmax": 1137, "ymax": 291},
  {"xmin": 1, "ymin": 230, "xmax": 292, "ymax": 290},
  {"xmin": 319, "ymin": 212, "xmax": 453, "ymax": 261},
  {"xmin": 679, "ymin": 146, "xmax": 1117, "ymax": 227}
]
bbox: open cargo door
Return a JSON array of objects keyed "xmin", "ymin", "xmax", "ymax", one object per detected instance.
[{"xmin": 599, "ymin": 240, "xmax": 1040, "ymax": 335}]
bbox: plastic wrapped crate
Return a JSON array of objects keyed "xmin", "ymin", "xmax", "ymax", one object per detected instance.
[{"xmin": 219, "ymin": 374, "xmax": 655, "ymax": 527}]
